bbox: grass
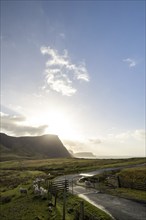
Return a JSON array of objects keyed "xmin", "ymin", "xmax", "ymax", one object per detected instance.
[
  {"xmin": 0, "ymin": 182, "xmax": 113, "ymax": 220},
  {"xmin": 0, "ymin": 157, "xmax": 145, "ymax": 219},
  {"xmin": 0, "ymin": 170, "xmax": 46, "ymax": 193},
  {"xmin": 0, "ymin": 161, "xmax": 114, "ymax": 220},
  {"xmin": 107, "ymin": 188, "xmax": 146, "ymax": 202},
  {"xmin": 66, "ymin": 193, "xmax": 112, "ymax": 220},
  {"xmin": 117, "ymin": 166, "xmax": 146, "ymax": 185},
  {"xmin": 0, "ymin": 157, "xmax": 145, "ymax": 173},
  {"xmin": 1, "ymin": 194, "xmax": 49, "ymax": 220},
  {"xmin": 90, "ymin": 165, "xmax": 146, "ymax": 202}
]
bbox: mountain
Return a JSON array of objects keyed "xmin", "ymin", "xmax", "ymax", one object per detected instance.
[
  {"xmin": 74, "ymin": 152, "xmax": 96, "ymax": 158},
  {"xmin": 0, "ymin": 133, "xmax": 71, "ymax": 161}
]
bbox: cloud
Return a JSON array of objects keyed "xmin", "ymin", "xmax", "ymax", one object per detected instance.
[
  {"xmin": 123, "ymin": 58, "xmax": 136, "ymax": 68},
  {"xmin": 59, "ymin": 33, "xmax": 66, "ymax": 39},
  {"xmin": 63, "ymin": 139, "xmax": 89, "ymax": 152},
  {"xmin": 62, "ymin": 137, "xmax": 103, "ymax": 154},
  {"xmin": 88, "ymin": 138, "xmax": 102, "ymax": 144},
  {"xmin": 40, "ymin": 46, "xmax": 89, "ymax": 96},
  {"xmin": 63, "ymin": 139, "xmax": 85, "ymax": 147},
  {"xmin": 0, "ymin": 112, "xmax": 48, "ymax": 136},
  {"xmin": 105, "ymin": 129, "xmax": 146, "ymax": 144},
  {"xmin": 132, "ymin": 130, "xmax": 146, "ymax": 141},
  {"xmin": 62, "ymin": 129, "xmax": 145, "ymax": 157}
]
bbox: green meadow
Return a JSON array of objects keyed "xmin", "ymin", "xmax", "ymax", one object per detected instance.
[
  {"xmin": 1, "ymin": 157, "xmax": 145, "ymax": 172},
  {"xmin": 0, "ymin": 157, "xmax": 145, "ymax": 219}
]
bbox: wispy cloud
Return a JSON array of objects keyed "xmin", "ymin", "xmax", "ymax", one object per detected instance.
[
  {"xmin": 123, "ymin": 58, "xmax": 136, "ymax": 68},
  {"xmin": 66, "ymin": 129, "xmax": 145, "ymax": 156},
  {"xmin": 107, "ymin": 129, "xmax": 146, "ymax": 143},
  {"xmin": 132, "ymin": 130, "xmax": 146, "ymax": 141},
  {"xmin": 0, "ymin": 112, "xmax": 48, "ymax": 136},
  {"xmin": 40, "ymin": 46, "xmax": 89, "ymax": 96},
  {"xmin": 59, "ymin": 33, "xmax": 66, "ymax": 39},
  {"xmin": 88, "ymin": 138, "xmax": 102, "ymax": 144}
]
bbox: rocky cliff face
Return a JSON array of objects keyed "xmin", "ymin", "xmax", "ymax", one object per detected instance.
[{"xmin": 0, "ymin": 133, "xmax": 71, "ymax": 161}]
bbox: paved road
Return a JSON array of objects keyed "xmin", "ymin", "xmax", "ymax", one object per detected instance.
[
  {"xmin": 83, "ymin": 192, "xmax": 146, "ymax": 220},
  {"xmin": 71, "ymin": 184, "xmax": 146, "ymax": 220},
  {"xmin": 55, "ymin": 165, "xmax": 146, "ymax": 220}
]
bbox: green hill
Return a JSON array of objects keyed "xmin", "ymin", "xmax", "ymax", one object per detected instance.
[{"xmin": 0, "ymin": 133, "xmax": 71, "ymax": 161}]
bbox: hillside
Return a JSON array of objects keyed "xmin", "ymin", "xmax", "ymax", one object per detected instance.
[
  {"xmin": 0, "ymin": 133, "xmax": 71, "ymax": 161},
  {"xmin": 74, "ymin": 152, "xmax": 96, "ymax": 158}
]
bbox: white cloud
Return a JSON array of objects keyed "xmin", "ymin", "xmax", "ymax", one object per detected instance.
[
  {"xmin": 88, "ymin": 138, "xmax": 102, "ymax": 144},
  {"xmin": 63, "ymin": 129, "xmax": 145, "ymax": 149},
  {"xmin": 0, "ymin": 112, "xmax": 8, "ymax": 117},
  {"xmin": 115, "ymin": 131, "xmax": 131, "ymax": 140},
  {"xmin": 66, "ymin": 129, "xmax": 145, "ymax": 157},
  {"xmin": 132, "ymin": 130, "xmax": 146, "ymax": 141},
  {"xmin": 115, "ymin": 130, "xmax": 146, "ymax": 141},
  {"xmin": 123, "ymin": 58, "xmax": 136, "ymax": 68},
  {"xmin": 59, "ymin": 33, "xmax": 66, "ymax": 39},
  {"xmin": 102, "ymin": 130, "xmax": 145, "ymax": 143},
  {"xmin": 0, "ymin": 112, "xmax": 48, "ymax": 136},
  {"xmin": 40, "ymin": 46, "xmax": 89, "ymax": 96}
]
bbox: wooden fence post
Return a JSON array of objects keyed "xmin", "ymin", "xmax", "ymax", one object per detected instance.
[
  {"xmin": 54, "ymin": 191, "xmax": 57, "ymax": 207},
  {"xmin": 63, "ymin": 188, "xmax": 66, "ymax": 220},
  {"xmin": 80, "ymin": 201, "xmax": 84, "ymax": 220},
  {"xmin": 117, "ymin": 176, "xmax": 121, "ymax": 188}
]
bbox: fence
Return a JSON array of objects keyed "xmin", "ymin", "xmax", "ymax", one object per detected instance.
[
  {"xmin": 105, "ymin": 175, "xmax": 146, "ymax": 191},
  {"xmin": 73, "ymin": 201, "xmax": 101, "ymax": 220},
  {"xmin": 118, "ymin": 176, "xmax": 146, "ymax": 191},
  {"xmin": 49, "ymin": 179, "xmax": 69, "ymax": 195}
]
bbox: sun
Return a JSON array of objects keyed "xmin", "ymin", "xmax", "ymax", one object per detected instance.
[
  {"xmin": 26, "ymin": 108, "xmax": 79, "ymax": 140},
  {"xmin": 45, "ymin": 110, "xmax": 76, "ymax": 139}
]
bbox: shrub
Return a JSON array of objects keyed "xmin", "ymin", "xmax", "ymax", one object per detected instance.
[{"xmin": 0, "ymin": 195, "xmax": 12, "ymax": 204}]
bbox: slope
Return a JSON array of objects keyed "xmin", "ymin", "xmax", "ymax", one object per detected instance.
[{"xmin": 0, "ymin": 133, "xmax": 71, "ymax": 161}]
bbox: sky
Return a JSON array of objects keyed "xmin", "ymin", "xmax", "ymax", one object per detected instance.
[{"xmin": 1, "ymin": 0, "xmax": 145, "ymax": 157}]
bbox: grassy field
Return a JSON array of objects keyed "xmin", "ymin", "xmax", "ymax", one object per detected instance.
[
  {"xmin": 1, "ymin": 192, "xmax": 113, "ymax": 220},
  {"xmin": 118, "ymin": 166, "xmax": 146, "ymax": 185},
  {"xmin": 0, "ymin": 157, "xmax": 145, "ymax": 219},
  {"xmin": 0, "ymin": 157, "xmax": 145, "ymax": 173},
  {"xmin": 107, "ymin": 188, "xmax": 146, "ymax": 202},
  {"xmin": 89, "ymin": 165, "xmax": 146, "ymax": 202},
  {"xmin": 0, "ymin": 168, "xmax": 112, "ymax": 220}
]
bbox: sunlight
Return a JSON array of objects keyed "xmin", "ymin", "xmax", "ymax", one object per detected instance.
[{"xmin": 26, "ymin": 109, "xmax": 79, "ymax": 140}]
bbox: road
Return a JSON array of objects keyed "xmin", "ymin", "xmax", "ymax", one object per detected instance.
[
  {"xmin": 55, "ymin": 164, "xmax": 146, "ymax": 220},
  {"xmin": 72, "ymin": 185, "xmax": 146, "ymax": 220}
]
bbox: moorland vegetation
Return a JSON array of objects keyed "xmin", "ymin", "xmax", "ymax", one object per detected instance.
[{"xmin": 1, "ymin": 157, "xmax": 146, "ymax": 219}]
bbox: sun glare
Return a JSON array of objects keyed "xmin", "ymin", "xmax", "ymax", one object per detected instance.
[{"xmin": 26, "ymin": 109, "xmax": 79, "ymax": 140}]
